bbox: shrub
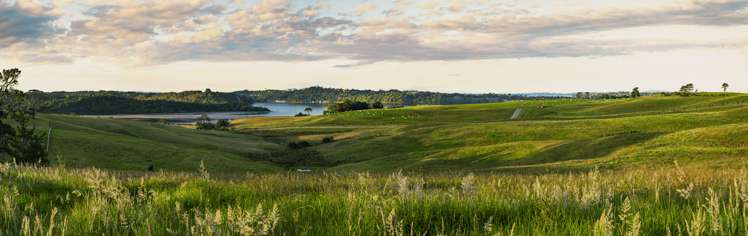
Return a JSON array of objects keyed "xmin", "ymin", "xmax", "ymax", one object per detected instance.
[
  {"xmin": 249, "ymin": 149, "xmax": 329, "ymax": 167},
  {"xmin": 371, "ymin": 101, "xmax": 384, "ymax": 109},
  {"xmin": 215, "ymin": 119, "xmax": 231, "ymax": 130},
  {"xmin": 288, "ymin": 141, "xmax": 311, "ymax": 149}
]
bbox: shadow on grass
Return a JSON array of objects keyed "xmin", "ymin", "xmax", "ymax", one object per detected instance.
[{"xmin": 517, "ymin": 132, "xmax": 662, "ymax": 165}]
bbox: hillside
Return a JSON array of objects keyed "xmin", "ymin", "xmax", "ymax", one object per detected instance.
[
  {"xmin": 13, "ymin": 93, "xmax": 748, "ymax": 173},
  {"xmin": 233, "ymin": 93, "xmax": 748, "ymax": 172},
  {"xmin": 7, "ymin": 114, "xmax": 284, "ymax": 173},
  {"xmin": 4, "ymin": 93, "xmax": 748, "ymax": 235}
]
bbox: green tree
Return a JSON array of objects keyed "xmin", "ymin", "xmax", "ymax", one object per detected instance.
[
  {"xmin": 304, "ymin": 107, "xmax": 313, "ymax": 115},
  {"xmin": 195, "ymin": 114, "xmax": 215, "ymax": 130},
  {"xmin": 630, "ymin": 87, "xmax": 641, "ymax": 98},
  {"xmin": 679, "ymin": 83, "xmax": 695, "ymax": 95},
  {"xmin": 371, "ymin": 101, "xmax": 384, "ymax": 109},
  {"xmin": 215, "ymin": 119, "xmax": 231, "ymax": 130},
  {"xmin": 0, "ymin": 68, "xmax": 48, "ymax": 164},
  {"xmin": 722, "ymin": 83, "xmax": 729, "ymax": 92}
]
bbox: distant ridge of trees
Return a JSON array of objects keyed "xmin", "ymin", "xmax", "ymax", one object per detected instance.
[
  {"xmin": 234, "ymin": 86, "xmax": 526, "ymax": 105},
  {"xmin": 26, "ymin": 89, "xmax": 269, "ymax": 115}
]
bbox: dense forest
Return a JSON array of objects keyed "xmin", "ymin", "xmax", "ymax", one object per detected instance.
[
  {"xmin": 235, "ymin": 86, "xmax": 526, "ymax": 105},
  {"xmin": 26, "ymin": 89, "xmax": 269, "ymax": 115}
]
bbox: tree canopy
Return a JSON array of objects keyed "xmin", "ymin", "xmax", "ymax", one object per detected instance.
[
  {"xmin": 0, "ymin": 68, "xmax": 48, "ymax": 164},
  {"xmin": 26, "ymin": 90, "xmax": 269, "ymax": 115},
  {"xmin": 235, "ymin": 86, "xmax": 515, "ymax": 105}
]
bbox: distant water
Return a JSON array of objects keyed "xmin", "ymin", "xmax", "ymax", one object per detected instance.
[
  {"xmin": 253, "ymin": 102, "xmax": 326, "ymax": 116},
  {"xmin": 96, "ymin": 102, "xmax": 326, "ymax": 121}
]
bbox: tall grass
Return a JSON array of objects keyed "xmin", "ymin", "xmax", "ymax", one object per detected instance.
[{"xmin": 2, "ymin": 162, "xmax": 748, "ymax": 235}]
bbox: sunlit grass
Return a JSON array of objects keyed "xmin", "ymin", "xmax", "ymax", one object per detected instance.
[{"xmin": 2, "ymin": 162, "xmax": 748, "ymax": 235}]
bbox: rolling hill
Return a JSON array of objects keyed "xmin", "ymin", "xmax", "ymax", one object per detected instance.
[
  {"xmin": 17, "ymin": 114, "xmax": 284, "ymax": 173},
  {"xmin": 233, "ymin": 93, "xmax": 748, "ymax": 172},
  {"xmin": 12, "ymin": 93, "xmax": 748, "ymax": 173}
]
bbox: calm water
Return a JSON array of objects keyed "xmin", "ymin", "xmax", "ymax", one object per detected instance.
[
  {"xmin": 254, "ymin": 102, "xmax": 326, "ymax": 116},
  {"xmin": 96, "ymin": 102, "xmax": 326, "ymax": 121}
]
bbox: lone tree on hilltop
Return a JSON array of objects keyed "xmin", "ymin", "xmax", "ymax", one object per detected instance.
[
  {"xmin": 304, "ymin": 107, "xmax": 312, "ymax": 115},
  {"xmin": 722, "ymin": 83, "xmax": 729, "ymax": 92},
  {"xmin": 0, "ymin": 68, "xmax": 48, "ymax": 164},
  {"xmin": 631, "ymin": 87, "xmax": 641, "ymax": 98},
  {"xmin": 679, "ymin": 83, "xmax": 695, "ymax": 95}
]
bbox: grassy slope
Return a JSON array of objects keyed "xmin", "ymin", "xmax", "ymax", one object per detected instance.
[
  {"xmin": 234, "ymin": 93, "xmax": 748, "ymax": 172},
  {"xmin": 29, "ymin": 114, "xmax": 283, "ymax": 172}
]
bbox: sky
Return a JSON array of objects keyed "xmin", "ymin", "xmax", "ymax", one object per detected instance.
[{"xmin": 1, "ymin": 0, "xmax": 747, "ymax": 93}]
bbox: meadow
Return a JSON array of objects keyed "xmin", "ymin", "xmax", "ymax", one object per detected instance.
[
  {"xmin": 2, "ymin": 162, "xmax": 748, "ymax": 235},
  {"xmin": 3, "ymin": 93, "xmax": 748, "ymax": 234}
]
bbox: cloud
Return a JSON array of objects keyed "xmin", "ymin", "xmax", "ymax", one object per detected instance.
[
  {"xmin": 0, "ymin": 0, "xmax": 746, "ymax": 65},
  {"xmin": 355, "ymin": 2, "xmax": 376, "ymax": 16},
  {"xmin": 0, "ymin": 1, "xmax": 58, "ymax": 47}
]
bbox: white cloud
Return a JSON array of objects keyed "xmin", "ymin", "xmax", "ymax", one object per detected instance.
[
  {"xmin": 355, "ymin": 2, "xmax": 377, "ymax": 16},
  {"xmin": 1, "ymin": 0, "xmax": 747, "ymax": 66}
]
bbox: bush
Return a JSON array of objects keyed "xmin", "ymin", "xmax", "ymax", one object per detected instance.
[
  {"xmin": 288, "ymin": 141, "xmax": 311, "ymax": 149},
  {"xmin": 248, "ymin": 149, "xmax": 331, "ymax": 167},
  {"xmin": 196, "ymin": 122, "xmax": 216, "ymax": 130},
  {"xmin": 215, "ymin": 119, "xmax": 231, "ymax": 130},
  {"xmin": 322, "ymin": 136, "xmax": 335, "ymax": 143},
  {"xmin": 326, "ymin": 100, "xmax": 372, "ymax": 113},
  {"xmin": 371, "ymin": 101, "xmax": 384, "ymax": 109}
]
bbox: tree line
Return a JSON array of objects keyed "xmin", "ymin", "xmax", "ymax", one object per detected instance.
[
  {"xmin": 235, "ymin": 86, "xmax": 522, "ymax": 105},
  {"xmin": 575, "ymin": 83, "xmax": 732, "ymax": 99},
  {"xmin": 325, "ymin": 99, "xmax": 385, "ymax": 113},
  {"xmin": 26, "ymin": 90, "xmax": 269, "ymax": 115}
]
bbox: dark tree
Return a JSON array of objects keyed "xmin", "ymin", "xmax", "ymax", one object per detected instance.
[
  {"xmin": 631, "ymin": 87, "xmax": 641, "ymax": 98},
  {"xmin": 326, "ymin": 99, "xmax": 372, "ymax": 113},
  {"xmin": 0, "ymin": 68, "xmax": 48, "ymax": 164},
  {"xmin": 215, "ymin": 119, "xmax": 231, "ymax": 130},
  {"xmin": 722, "ymin": 83, "xmax": 729, "ymax": 92},
  {"xmin": 304, "ymin": 107, "xmax": 313, "ymax": 115},
  {"xmin": 195, "ymin": 114, "xmax": 215, "ymax": 130},
  {"xmin": 371, "ymin": 101, "xmax": 384, "ymax": 109},
  {"xmin": 288, "ymin": 141, "xmax": 311, "ymax": 149},
  {"xmin": 679, "ymin": 83, "xmax": 695, "ymax": 94}
]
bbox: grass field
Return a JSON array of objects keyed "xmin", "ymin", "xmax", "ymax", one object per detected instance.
[
  {"xmin": 233, "ymin": 93, "xmax": 748, "ymax": 172},
  {"xmin": 3, "ymin": 93, "xmax": 748, "ymax": 234},
  {"xmin": 24, "ymin": 114, "xmax": 283, "ymax": 173},
  {"xmin": 2, "ymin": 163, "xmax": 748, "ymax": 235}
]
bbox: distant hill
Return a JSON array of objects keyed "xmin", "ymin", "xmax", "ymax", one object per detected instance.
[
  {"xmin": 234, "ymin": 86, "xmax": 524, "ymax": 105},
  {"xmin": 27, "ymin": 90, "xmax": 269, "ymax": 115}
]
